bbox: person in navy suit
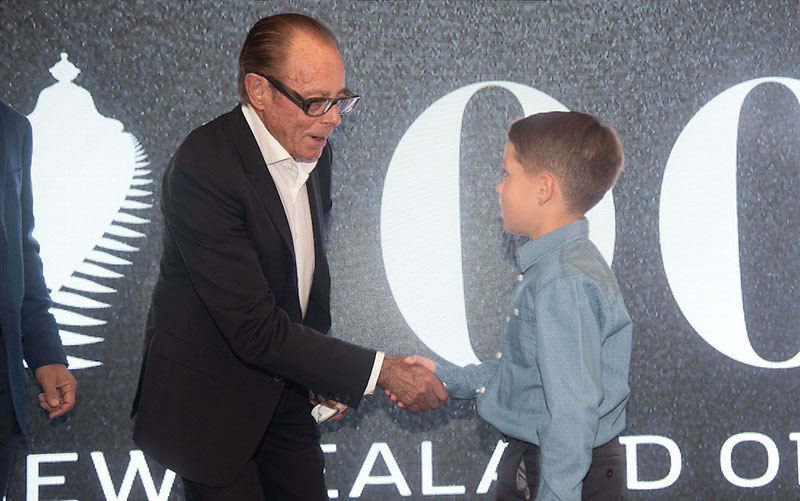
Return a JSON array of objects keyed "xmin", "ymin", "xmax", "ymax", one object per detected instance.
[{"xmin": 0, "ymin": 100, "xmax": 77, "ymax": 495}]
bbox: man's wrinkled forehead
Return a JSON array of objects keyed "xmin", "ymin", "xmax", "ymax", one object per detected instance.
[{"xmin": 283, "ymin": 35, "xmax": 347, "ymax": 96}]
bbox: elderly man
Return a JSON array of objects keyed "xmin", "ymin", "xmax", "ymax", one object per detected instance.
[
  {"xmin": 131, "ymin": 13, "xmax": 447, "ymax": 500},
  {"xmin": 0, "ymin": 101, "xmax": 77, "ymax": 496}
]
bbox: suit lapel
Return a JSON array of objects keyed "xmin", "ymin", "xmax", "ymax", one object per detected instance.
[
  {"xmin": 223, "ymin": 105, "xmax": 331, "ymax": 324},
  {"xmin": 306, "ymin": 152, "xmax": 331, "ymax": 326},
  {"xmin": 0, "ymin": 108, "xmax": 11, "ymax": 259},
  {"xmin": 0, "ymin": 109, "xmax": 8, "ymax": 232},
  {"xmin": 223, "ymin": 106, "xmax": 294, "ymax": 255},
  {"xmin": 307, "ymin": 168, "xmax": 329, "ymax": 287}
]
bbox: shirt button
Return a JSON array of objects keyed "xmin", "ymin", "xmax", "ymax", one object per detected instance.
[
  {"xmin": 516, "ymin": 274, "xmax": 523, "ymax": 282},
  {"xmin": 476, "ymin": 387, "xmax": 486, "ymax": 394},
  {"xmin": 513, "ymin": 308, "xmax": 519, "ymax": 316},
  {"xmin": 495, "ymin": 352, "xmax": 502, "ymax": 359}
]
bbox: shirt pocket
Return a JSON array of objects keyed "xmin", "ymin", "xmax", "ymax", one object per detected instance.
[{"xmin": 505, "ymin": 302, "xmax": 537, "ymax": 367}]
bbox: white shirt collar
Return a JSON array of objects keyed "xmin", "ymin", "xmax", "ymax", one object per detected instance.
[{"xmin": 241, "ymin": 104, "xmax": 317, "ymax": 190}]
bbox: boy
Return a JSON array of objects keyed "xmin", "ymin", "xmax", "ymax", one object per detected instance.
[{"xmin": 406, "ymin": 111, "xmax": 632, "ymax": 500}]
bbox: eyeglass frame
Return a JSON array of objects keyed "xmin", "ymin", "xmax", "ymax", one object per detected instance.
[{"xmin": 256, "ymin": 73, "xmax": 360, "ymax": 117}]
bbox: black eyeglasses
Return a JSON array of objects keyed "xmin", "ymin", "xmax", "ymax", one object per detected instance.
[{"xmin": 258, "ymin": 73, "xmax": 360, "ymax": 117}]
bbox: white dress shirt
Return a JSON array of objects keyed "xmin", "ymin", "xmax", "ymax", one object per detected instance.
[{"xmin": 241, "ymin": 105, "xmax": 382, "ymax": 396}]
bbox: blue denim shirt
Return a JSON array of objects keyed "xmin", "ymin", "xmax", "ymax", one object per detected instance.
[{"xmin": 436, "ymin": 219, "xmax": 632, "ymax": 501}]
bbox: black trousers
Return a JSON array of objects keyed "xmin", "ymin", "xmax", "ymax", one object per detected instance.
[
  {"xmin": 0, "ymin": 333, "xmax": 21, "ymax": 498},
  {"xmin": 0, "ymin": 421, "xmax": 21, "ymax": 499},
  {"xmin": 182, "ymin": 382, "xmax": 327, "ymax": 501},
  {"xmin": 496, "ymin": 436, "xmax": 625, "ymax": 501}
]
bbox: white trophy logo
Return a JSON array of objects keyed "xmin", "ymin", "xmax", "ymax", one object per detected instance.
[
  {"xmin": 381, "ymin": 81, "xmax": 616, "ymax": 366},
  {"xmin": 27, "ymin": 53, "xmax": 152, "ymax": 369}
]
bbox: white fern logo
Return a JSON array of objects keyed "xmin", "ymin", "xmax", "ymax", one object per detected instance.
[{"xmin": 27, "ymin": 53, "xmax": 152, "ymax": 370}]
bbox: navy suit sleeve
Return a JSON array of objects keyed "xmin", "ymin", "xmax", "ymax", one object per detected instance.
[{"xmin": 17, "ymin": 114, "xmax": 67, "ymax": 371}]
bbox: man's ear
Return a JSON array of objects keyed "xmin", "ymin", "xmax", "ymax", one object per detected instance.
[
  {"xmin": 244, "ymin": 73, "xmax": 269, "ymax": 110},
  {"xmin": 537, "ymin": 172, "xmax": 555, "ymax": 205}
]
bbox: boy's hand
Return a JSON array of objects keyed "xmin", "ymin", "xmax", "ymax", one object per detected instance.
[{"xmin": 404, "ymin": 354, "xmax": 436, "ymax": 372}]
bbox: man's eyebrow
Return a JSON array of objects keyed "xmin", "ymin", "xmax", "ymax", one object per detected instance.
[{"xmin": 307, "ymin": 86, "xmax": 352, "ymax": 98}]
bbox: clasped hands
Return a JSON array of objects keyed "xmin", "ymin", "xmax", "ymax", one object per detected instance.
[{"xmin": 378, "ymin": 354, "xmax": 446, "ymax": 413}]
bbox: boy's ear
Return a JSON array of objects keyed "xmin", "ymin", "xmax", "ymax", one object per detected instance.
[{"xmin": 537, "ymin": 172, "xmax": 555, "ymax": 205}]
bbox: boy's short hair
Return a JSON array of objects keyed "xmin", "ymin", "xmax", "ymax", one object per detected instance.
[{"xmin": 507, "ymin": 111, "xmax": 624, "ymax": 214}]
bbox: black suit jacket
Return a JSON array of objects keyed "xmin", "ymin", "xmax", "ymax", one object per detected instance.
[
  {"xmin": 132, "ymin": 106, "xmax": 376, "ymax": 485},
  {"xmin": 0, "ymin": 101, "xmax": 67, "ymax": 435}
]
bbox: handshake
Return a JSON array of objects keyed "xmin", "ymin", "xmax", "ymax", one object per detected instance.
[{"xmin": 377, "ymin": 354, "xmax": 447, "ymax": 413}]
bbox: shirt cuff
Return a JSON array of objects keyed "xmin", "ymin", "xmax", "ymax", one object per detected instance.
[{"xmin": 363, "ymin": 351, "xmax": 385, "ymax": 395}]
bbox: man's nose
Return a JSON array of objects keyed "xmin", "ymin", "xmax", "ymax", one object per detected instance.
[{"xmin": 321, "ymin": 104, "xmax": 342, "ymax": 126}]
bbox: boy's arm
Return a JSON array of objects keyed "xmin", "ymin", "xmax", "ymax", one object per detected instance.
[
  {"xmin": 535, "ymin": 276, "xmax": 603, "ymax": 501},
  {"xmin": 433, "ymin": 358, "xmax": 499, "ymax": 400}
]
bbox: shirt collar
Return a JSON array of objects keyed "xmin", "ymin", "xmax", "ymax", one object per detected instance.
[
  {"xmin": 240, "ymin": 104, "xmax": 317, "ymax": 177},
  {"xmin": 516, "ymin": 219, "xmax": 589, "ymax": 273}
]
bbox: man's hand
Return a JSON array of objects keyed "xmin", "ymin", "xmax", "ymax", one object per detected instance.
[
  {"xmin": 385, "ymin": 354, "xmax": 439, "ymax": 404},
  {"xmin": 34, "ymin": 363, "xmax": 77, "ymax": 419},
  {"xmin": 377, "ymin": 355, "xmax": 448, "ymax": 413},
  {"xmin": 311, "ymin": 394, "xmax": 350, "ymax": 422}
]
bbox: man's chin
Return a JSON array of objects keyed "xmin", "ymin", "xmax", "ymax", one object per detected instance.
[
  {"xmin": 294, "ymin": 146, "xmax": 325, "ymax": 163},
  {"xmin": 294, "ymin": 151, "xmax": 322, "ymax": 163}
]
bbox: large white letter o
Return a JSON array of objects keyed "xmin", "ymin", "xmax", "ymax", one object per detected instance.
[
  {"xmin": 660, "ymin": 77, "xmax": 800, "ymax": 368},
  {"xmin": 381, "ymin": 81, "xmax": 616, "ymax": 366}
]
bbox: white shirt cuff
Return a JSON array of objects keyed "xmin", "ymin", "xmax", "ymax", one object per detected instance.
[{"xmin": 363, "ymin": 351, "xmax": 385, "ymax": 395}]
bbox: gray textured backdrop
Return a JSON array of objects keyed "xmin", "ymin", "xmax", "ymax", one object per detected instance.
[{"xmin": 2, "ymin": 1, "xmax": 800, "ymax": 499}]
